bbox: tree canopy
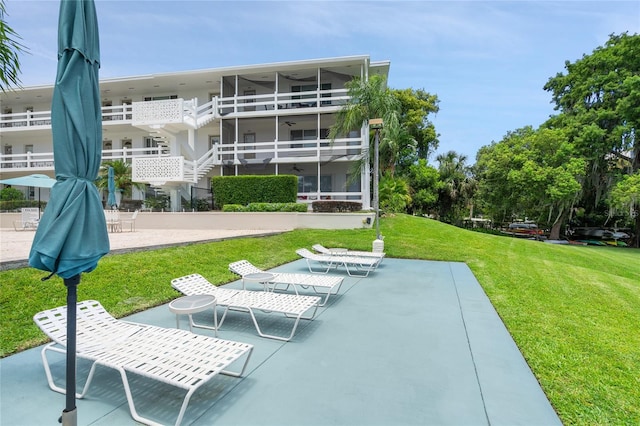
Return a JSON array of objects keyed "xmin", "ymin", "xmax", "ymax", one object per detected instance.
[
  {"xmin": 475, "ymin": 126, "xmax": 585, "ymax": 239},
  {"xmin": 542, "ymin": 32, "xmax": 640, "ymax": 245}
]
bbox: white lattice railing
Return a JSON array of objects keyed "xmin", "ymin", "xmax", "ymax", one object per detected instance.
[
  {"xmin": 131, "ymin": 99, "xmax": 184, "ymax": 126},
  {"xmin": 132, "ymin": 156, "xmax": 191, "ymax": 184}
]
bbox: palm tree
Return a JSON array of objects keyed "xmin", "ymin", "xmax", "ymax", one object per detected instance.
[
  {"xmin": 329, "ymin": 74, "xmax": 403, "ymax": 177},
  {"xmin": 95, "ymin": 160, "xmax": 144, "ymax": 206},
  {"xmin": 0, "ymin": 0, "xmax": 26, "ymax": 91},
  {"xmin": 436, "ymin": 150, "xmax": 475, "ymax": 223}
]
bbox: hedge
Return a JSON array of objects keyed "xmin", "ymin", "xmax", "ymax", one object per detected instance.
[{"xmin": 212, "ymin": 175, "xmax": 297, "ymax": 208}]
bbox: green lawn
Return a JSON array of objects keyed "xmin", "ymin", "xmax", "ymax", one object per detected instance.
[{"xmin": 1, "ymin": 214, "xmax": 639, "ymax": 424}]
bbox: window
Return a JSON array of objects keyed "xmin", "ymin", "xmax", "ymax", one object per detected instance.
[
  {"xmin": 297, "ymin": 175, "xmax": 332, "ymax": 193},
  {"xmin": 243, "ymin": 133, "xmax": 255, "ymax": 159},
  {"xmin": 102, "ymin": 100, "xmax": 112, "ymax": 121},
  {"xmin": 346, "ymin": 174, "xmax": 361, "ymax": 200},
  {"xmin": 291, "ymin": 83, "xmax": 329, "ymax": 108},
  {"xmin": 291, "ymin": 129, "xmax": 315, "ymax": 149},
  {"xmin": 24, "ymin": 145, "xmax": 33, "ymax": 168},
  {"xmin": 121, "ymin": 99, "xmax": 132, "ymax": 120},
  {"xmin": 243, "ymin": 90, "xmax": 255, "ymax": 112},
  {"xmin": 1, "ymin": 108, "xmax": 11, "ymax": 128},
  {"xmin": 103, "ymin": 140, "xmax": 112, "ymax": 157},
  {"xmin": 291, "ymin": 128, "xmax": 328, "ymax": 149},
  {"xmin": 209, "ymin": 136, "xmax": 220, "ymax": 150},
  {"xmin": 144, "ymin": 137, "xmax": 158, "ymax": 155},
  {"xmin": 143, "ymin": 95, "xmax": 178, "ymax": 101},
  {"xmin": 320, "ymin": 83, "xmax": 332, "ymax": 105}
]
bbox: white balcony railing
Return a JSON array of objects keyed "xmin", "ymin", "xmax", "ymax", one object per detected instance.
[
  {"xmin": 0, "ymin": 147, "xmax": 166, "ymax": 171},
  {"xmin": 215, "ymin": 136, "xmax": 362, "ymax": 165},
  {"xmin": 217, "ymin": 88, "xmax": 348, "ymax": 115},
  {"xmin": 0, "ymin": 88, "xmax": 349, "ymax": 132}
]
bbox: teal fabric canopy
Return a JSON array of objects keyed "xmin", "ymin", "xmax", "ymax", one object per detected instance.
[
  {"xmin": 0, "ymin": 173, "xmax": 57, "ymax": 188},
  {"xmin": 29, "ymin": 0, "xmax": 109, "ymax": 279}
]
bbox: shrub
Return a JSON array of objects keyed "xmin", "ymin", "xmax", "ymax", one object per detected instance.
[
  {"xmin": 0, "ymin": 187, "xmax": 25, "ymax": 201},
  {"xmin": 312, "ymin": 200, "xmax": 362, "ymax": 212},
  {"xmin": 222, "ymin": 204, "xmax": 245, "ymax": 212},
  {"xmin": 222, "ymin": 202, "xmax": 307, "ymax": 212}
]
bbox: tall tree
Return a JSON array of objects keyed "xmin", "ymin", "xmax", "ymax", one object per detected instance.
[
  {"xmin": 0, "ymin": 0, "xmax": 26, "ymax": 91},
  {"xmin": 544, "ymin": 32, "xmax": 640, "ymax": 245},
  {"xmin": 406, "ymin": 158, "xmax": 440, "ymax": 215},
  {"xmin": 436, "ymin": 150, "xmax": 475, "ymax": 223},
  {"xmin": 392, "ymin": 88, "xmax": 440, "ymax": 173},
  {"xmin": 475, "ymin": 126, "xmax": 585, "ymax": 239},
  {"xmin": 609, "ymin": 171, "xmax": 640, "ymax": 247}
]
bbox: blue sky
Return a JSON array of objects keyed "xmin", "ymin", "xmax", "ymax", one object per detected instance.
[{"xmin": 5, "ymin": 0, "xmax": 640, "ymax": 164}]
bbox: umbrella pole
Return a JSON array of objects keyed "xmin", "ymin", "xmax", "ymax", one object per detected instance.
[{"xmin": 61, "ymin": 274, "xmax": 80, "ymax": 426}]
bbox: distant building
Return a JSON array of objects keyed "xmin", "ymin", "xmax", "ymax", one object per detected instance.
[{"xmin": 0, "ymin": 55, "xmax": 389, "ymax": 211}]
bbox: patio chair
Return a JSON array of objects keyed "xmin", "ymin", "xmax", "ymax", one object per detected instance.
[
  {"xmin": 312, "ymin": 244, "xmax": 385, "ymax": 266},
  {"xmin": 13, "ymin": 207, "xmax": 40, "ymax": 231},
  {"xmin": 103, "ymin": 209, "xmax": 121, "ymax": 232},
  {"xmin": 229, "ymin": 259, "xmax": 344, "ymax": 306},
  {"xmin": 295, "ymin": 248, "xmax": 379, "ymax": 277},
  {"xmin": 171, "ymin": 274, "xmax": 321, "ymax": 341},
  {"xmin": 120, "ymin": 209, "xmax": 138, "ymax": 232},
  {"xmin": 33, "ymin": 300, "xmax": 253, "ymax": 426}
]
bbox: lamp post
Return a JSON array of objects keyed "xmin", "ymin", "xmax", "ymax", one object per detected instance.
[{"xmin": 370, "ymin": 118, "xmax": 384, "ymax": 252}]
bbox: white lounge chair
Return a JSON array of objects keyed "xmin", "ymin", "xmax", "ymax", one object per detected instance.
[
  {"xmin": 296, "ymin": 248, "xmax": 379, "ymax": 277},
  {"xmin": 312, "ymin": 244, "xmax": 385, "ymax": 266},
  {"xmin": 171, "ymin": 274, "xmax": 320, "ymax": 341},
  {"xmin": 228, "ymin": 260, "xmax": 344, "ymax": 306},
  {"xmin": 33, "ymin": 300, "xmax": 253, "ymax": 426}
]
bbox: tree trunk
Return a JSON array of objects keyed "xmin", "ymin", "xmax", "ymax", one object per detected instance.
[
  {"xmin": 549, "ymin": 220, "xmax": 563, "ymax": 240},
  {"xmin": 633, "ymin": 211, "xmax": 640, "ymax": 248},
  {"xmin": 549, "ymin": 207, "xmax": 568, "ymax": 240}
]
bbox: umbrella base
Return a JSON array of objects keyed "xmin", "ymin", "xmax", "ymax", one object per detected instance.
[{"xmin": 60, "ymin": 408, "xmax": 77, "ymax": 426}]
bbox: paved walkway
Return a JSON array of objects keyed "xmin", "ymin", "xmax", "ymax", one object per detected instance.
[
  {"xmin": 0, "ymin": 228, "xmax": 284, "ymax": 269},
  {"xmin": 0, "ymin": 238, "xmax": 561, "ymax": 426}
]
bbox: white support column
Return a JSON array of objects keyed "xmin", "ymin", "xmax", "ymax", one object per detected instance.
[
  {"xmin": 361, "ymin": 124, "xmax": 371, "ymax": 210},
  {"xmin": 170, "ymin": 188, "xmax": 179, "ymax": 212},
  {"xmin": 188, "ymin": 128, "xmax": 195, "ymax": 152}
]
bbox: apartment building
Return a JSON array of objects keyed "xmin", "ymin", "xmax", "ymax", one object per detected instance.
[{"xmin": 0, "ymin": 55, "xmax": 389, "ymax": 211}]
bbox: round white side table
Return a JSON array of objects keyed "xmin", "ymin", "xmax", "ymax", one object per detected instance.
[
  {"xmin": 168, "ymin": 294, "xmax": 218, "ymax": 336},
  {"xmin": 242, "ymin": 272, "xmax": 275, "ymax": 291}
]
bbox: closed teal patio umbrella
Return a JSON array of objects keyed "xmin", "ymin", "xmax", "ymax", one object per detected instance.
[
  {"xmin": 107, "ymin": 166, "xmax": 117, "ymax": 208},
  {"xmin": 28, "ymin": 1, "xmax": 109, "ymax": 425}
]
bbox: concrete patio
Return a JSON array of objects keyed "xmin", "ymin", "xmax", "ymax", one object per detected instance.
[{"xmin": 0, "ymin": 256, "xmax": 561, "ymax": 425}]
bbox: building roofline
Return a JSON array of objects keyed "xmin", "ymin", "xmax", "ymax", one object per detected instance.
[{"xmin": 9, "ymin": 55, "xmax": 387, "ymax": 93}]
